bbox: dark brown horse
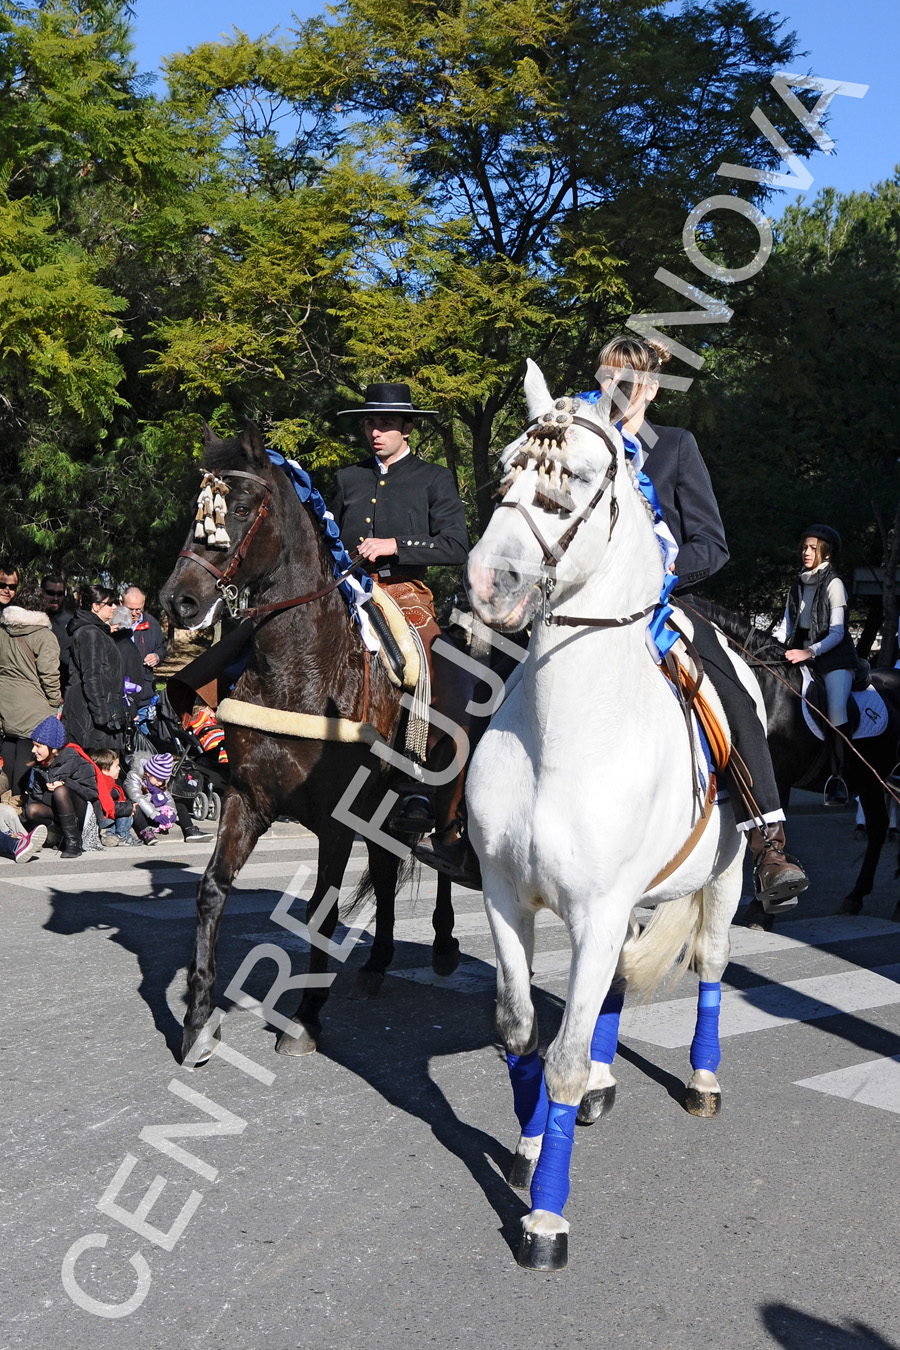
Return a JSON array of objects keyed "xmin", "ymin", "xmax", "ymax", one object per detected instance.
[
  {"xmin": 160, "ymin": 423, "xmax": 461, "ymax": 1064},
  {"xmin": 690, "ymin": 599, "xmax": 900, "ymax": 925}
]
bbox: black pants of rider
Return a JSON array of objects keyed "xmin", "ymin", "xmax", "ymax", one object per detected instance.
[{"xmin": 674, "ymin": 599, "xmax": 781, "ymax": 828}]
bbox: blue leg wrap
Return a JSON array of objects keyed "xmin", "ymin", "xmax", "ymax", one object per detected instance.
[
  {"xmin": 690, "ymin": 980, "xmax": 722, "ymax": 1073},
  {"xmin": 506, "ymin": 1049, "xmax": 549, "ymax": 1139},
  {"xmin": 530, "ymin": 1101, "xmax": 578, "ymax": 1216},
  {"xmin": 590, "ymin": 987, "xmax": 624, "ymax": 1063}
]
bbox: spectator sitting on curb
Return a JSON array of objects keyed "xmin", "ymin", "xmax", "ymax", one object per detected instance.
[
  {"xmin": 0, "ymin": 800, "xmax": 46, "ymax": 864},
  {"xmin": 124, "ymin": 750, "xmax": 213, "ymax": 844},
  {"xmin": 88, "ymin": 748, "xmax": 137, "ymax": 847},
  {"xmin": 21, "ymin": 716, "xmax": 98, "ymax": 859}
]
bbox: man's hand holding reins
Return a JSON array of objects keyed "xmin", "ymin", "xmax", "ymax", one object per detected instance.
[{"xmin": 357, "ymin": 537, "xmax": 398, "ymax": 562}]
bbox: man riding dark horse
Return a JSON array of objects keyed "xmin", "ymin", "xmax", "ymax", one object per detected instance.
[{"xmin": 332, "ymin": 383, "xmax": 477, "ymax": 874}]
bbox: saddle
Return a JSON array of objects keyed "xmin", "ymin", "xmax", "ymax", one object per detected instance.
[
  {"xmin": 799, "ymin": 663, "xmax": 888, "ymax": 742},
  {"xmin": 660, "ymin": 631, "xmax": 732, "ymax": 771},
  {"xmin": 368, "ymin": 582, "xmax": 422, "ymax": 692}
]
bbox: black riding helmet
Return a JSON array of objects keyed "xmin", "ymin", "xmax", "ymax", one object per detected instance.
[{"xmin": 800, "ymin": 523, "xmax": 841, "ymax": 559}]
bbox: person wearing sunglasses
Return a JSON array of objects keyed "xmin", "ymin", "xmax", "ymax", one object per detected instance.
[
  {"xmin": 0, "ymin": 565, "xmax": 19, "ymax": 613},
  {"xmin": 41, "ymin": 575, "xmax": 73, "ymax": 692}
]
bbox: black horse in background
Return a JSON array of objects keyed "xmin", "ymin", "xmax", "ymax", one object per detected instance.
[{"xmin": 689, "ymin": 599, "xmax": 900, "ymax": 926}]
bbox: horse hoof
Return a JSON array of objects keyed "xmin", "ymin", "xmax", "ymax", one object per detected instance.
[
  {"xmin": 741, "ymin": 900, "xmax": 772, "ymax": 932},
  {"xmin": 431, "ymin": 939, "xmax": 461, "ymax": 978},
  {"xmin": 839, "ymin": 895, "xmax": 864, "ymax": 916},
  {"xmin": 576, "ymin": 1084, "xmax": 616, "ymax": 1126},
  {"xmin": 350, "ymin": 969, "xmax": 386, "ymax": 999},
  {"xmin": 517, "ymin": 1229, "xmax": 568, "ymax": 1272},
  {"xmin": 684, "ymin": 1087, "xmax": 721, "ymax": 1117},
  {"xmin": 507, "ymin": 1153, "xmax": 538, "ymax": 1191},
  {"xmin": 275, "ymin": 1023, "xmax": 319, "ymax": 1056},
  {"xmin": 181, "ymin": 1023, "xmax": 220, "ymax": 1067}
]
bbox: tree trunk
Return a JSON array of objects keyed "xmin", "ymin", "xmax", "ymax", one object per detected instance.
[
  {"xmin": 877, "ymin": 494, "xmax": 900, "ymax": 666},
  {"xmin": 856, "ymin": 598, "xmax": 883, "ymax": 661},
  {"xmin": 470, "ymin": 404, "xmax": 499, "ymax": 535}
]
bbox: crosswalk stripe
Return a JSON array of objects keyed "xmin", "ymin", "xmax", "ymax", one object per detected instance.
[
  {"xmin": 622, "ymin": 963, "xmax": 900, "ymax": 1047},
  {"xmin": 795, "ymin": 1056, "xmax": 900, "ymax": 1114}
]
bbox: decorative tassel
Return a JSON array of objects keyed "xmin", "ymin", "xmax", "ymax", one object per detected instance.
[{"xmin": 193, "ymin": 472, "xmax": 232, "ymax": 550}]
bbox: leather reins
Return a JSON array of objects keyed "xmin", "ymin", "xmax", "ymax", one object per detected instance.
[{"xmin": 177, "ymin": 468, "xmax": 366, "ymax": 623}]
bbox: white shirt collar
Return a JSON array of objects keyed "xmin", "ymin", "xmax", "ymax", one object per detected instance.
[{"xmin": 376, "ymin": 448, "xmax": 411, "ymax": 475}]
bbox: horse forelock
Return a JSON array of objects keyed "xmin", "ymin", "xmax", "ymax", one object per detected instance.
[{"xmin": 201, "ymin": 434, "xmax": 269, "ymax": 477}]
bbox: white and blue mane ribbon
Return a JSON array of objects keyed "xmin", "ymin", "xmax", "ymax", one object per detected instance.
[
  {"xmin": 266, "ymin": 449, "xmax": 380, "ymax": 653},
  {"xmin": 575, "ymin": 392, "xmax": 680, "ymax": 658}
]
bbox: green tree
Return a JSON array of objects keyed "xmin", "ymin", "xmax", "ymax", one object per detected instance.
[{"xmin": 669, "ymin": 176, "xmax": 900, "ymax": 658}]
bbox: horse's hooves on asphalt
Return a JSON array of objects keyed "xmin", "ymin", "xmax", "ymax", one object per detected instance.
[
  {"xmin": 507, "ymin": 1153, "xmax": 538, "ymax": 1191},
  {"xmin": 741, "ymin": 900, "xmax": 773, "ymax": 932},
  {"xmin": 839, "ymin": 895, "xmax": 864, "ymax": 915},
  {"xmin": 181, "ymin": 1023, "xmax": 221, "ymax": 1068},
  {"xmin": 431, "ymin": 939, "xmax": 461, "ymax": 977},
  {"xmin": 517, "ymin": 1230, "xmax": 568, "ymax": 1272},
  {"xmin": 576, "ymin": 1084, "xmax": 616, "ymax": 1126},
  {"xmin": 275, "ymin": 1023, "xmax": 319, "ymax": 1056},
  {"xmin": 349, "ymin": 968, "xmax": 386, "ymax": 999},
  {"xmin": 683, "ymin": 1087, "xmax": 721, "ymax": 1117}
]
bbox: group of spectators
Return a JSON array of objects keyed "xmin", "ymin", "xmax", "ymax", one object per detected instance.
[{"xmin": 0, "ymin": 567, "xmax": 212, "ymax": 861}]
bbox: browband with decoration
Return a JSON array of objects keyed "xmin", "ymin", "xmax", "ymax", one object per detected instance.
[
  {"xmin": 499, "ymin": 397, "xmax": 585, "ymax": 513},
  {"xmin": 194, "ymin": 471, "xmax": 231, "ymax": 548}
]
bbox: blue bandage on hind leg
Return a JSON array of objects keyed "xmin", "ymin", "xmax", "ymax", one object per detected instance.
[
  {"xmin": 530, "ymin": 1101, "xmax": 578, "ymax": 1216},
  {"xmin": 590, "ymin": 987, "xmax": 624, "ymax": 1063},
  {"xmin": 690, "ymin": 980, "xmax": 722, "ymax": 1072},
  {"xmin": 506, "ymin": 1049, "xmax": 549, "ymax": 1139}
]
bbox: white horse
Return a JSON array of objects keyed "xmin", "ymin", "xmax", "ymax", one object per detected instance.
[{"xmin": 465, "ymin": 361, "xmax": 748, "ymax": 1272}]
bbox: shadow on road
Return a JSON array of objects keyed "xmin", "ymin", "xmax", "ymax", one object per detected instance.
[{"xmin": 762, "ymin": 1302, "xmax": 899, "ymax": 1348}]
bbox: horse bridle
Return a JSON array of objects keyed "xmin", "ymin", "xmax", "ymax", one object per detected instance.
[
  {"xmin": 496, "ymin": 415, "xmax": 656, "ymax": 630},
  {"xmin": 178, "ymin": 468, "xmax": 364, "ymax": 622}
]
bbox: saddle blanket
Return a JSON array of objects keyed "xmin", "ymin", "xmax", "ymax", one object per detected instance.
[{"xmin": 800, "ymin": 666, "xmax": 888, "ymax": 742}]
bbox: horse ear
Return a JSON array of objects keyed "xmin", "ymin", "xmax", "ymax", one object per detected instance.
[
  {"xmin": 240, "ymin": 420, "xmax": 267, "ymax": 469},
  {"xmin": 201, "ymin": 421, "xmax": 217, "ymax": 448},
  {"xmin": 523, "ymin": 358, "xmax": 552, "ymax": 420}
]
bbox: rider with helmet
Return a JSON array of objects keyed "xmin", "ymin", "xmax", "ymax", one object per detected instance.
[{"xmin": 774, "ymin": 525, "xmax": 857, "ymax": 806}]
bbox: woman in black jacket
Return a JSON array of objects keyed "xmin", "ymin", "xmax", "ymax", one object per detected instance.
[
  {"xmin": 63, "ymin": 584, "xmax": 129, "ymax": 753},
  {"xmin": 22, "ymin": 715, "xmax": 100, "ymax": 857}
]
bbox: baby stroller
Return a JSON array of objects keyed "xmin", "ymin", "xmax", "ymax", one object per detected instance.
[{"xmin": 131, "ymin": 691, "xmax": 229, "ymax": 825}]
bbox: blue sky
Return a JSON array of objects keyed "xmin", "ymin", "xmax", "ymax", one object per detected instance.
[{"xmin": 132, "ymin": 0, "xmax": 899, "ymax": 206}]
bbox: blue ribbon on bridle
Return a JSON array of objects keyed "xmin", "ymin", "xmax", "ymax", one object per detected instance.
[
  {"xmin": 576, "ymin": 391, "xmax": 679, "ymax": 657},
  {"xmin": 266, "ymin": 449, "xmax": 374, "ymax": 625}
]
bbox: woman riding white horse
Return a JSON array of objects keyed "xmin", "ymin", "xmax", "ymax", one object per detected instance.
[{"xmin": 465, "ymin": 362, "xmax": 748, "ymax": 1272}]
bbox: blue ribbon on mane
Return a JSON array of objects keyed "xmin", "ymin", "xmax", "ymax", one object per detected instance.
[
  {"xmin": 266, "ymin": 449, "xmax": 373, "ymax": 623},
  {"xmin": 575, "ymin": 391, "xmax": 679, "ymax": 657}
]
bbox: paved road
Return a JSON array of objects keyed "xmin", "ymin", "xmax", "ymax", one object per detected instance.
[{"xmin": 3, "ymin": 809, "xmax": 900, "ymax": 1350}]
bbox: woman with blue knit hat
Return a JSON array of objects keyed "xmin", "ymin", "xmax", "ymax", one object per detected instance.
[
  {"xmin": 21, "ymin": 716, "xmax": 100, "ymax": 858},
  {"xmin": 774, "ymin": 524, "xmax": 858, "ymax": 805}
]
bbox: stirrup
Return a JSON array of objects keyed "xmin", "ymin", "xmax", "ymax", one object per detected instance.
[
  {"xmin": 886, "ymin": 764, "xmax": 900, "ymax": 790},
  {"xmin": 823, "ymin": 774, "xmax": 850, "ymax": 807}
]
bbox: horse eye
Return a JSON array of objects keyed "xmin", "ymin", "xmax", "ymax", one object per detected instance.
[{"xmin": 233, "ymin": 505, "xmax": 250, "ymax": 518}]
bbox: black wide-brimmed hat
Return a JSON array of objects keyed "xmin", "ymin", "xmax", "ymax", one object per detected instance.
[
  {"xmin": 801, "ymin": 522, "xmax": 841, "ymax": 558},
  {"xmin": 337, "ymin": 383, "xmax": 438, "ymax": 418}
]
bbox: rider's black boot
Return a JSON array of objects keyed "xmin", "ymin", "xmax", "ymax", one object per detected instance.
[
  {"xmin": 414, "ymin": 767, "xmax": 482, "ymax": 890},
  {"xmin": 824, "ymin": 723, "xmax": 851, "ymax": 807}
]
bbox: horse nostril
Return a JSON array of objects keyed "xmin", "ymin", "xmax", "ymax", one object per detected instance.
[{"xmin": 175, "ymin": 593, "xmax": 199, "ymax": 620}]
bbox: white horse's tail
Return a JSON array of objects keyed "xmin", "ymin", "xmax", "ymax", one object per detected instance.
[{"xmin": 616, "ymin": 892, "xmax": 703, "ymax": 1001}]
